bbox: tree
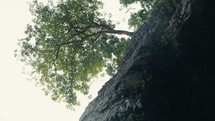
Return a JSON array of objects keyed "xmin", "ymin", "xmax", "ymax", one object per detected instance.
[{"xmin": 16, "ymin": 0, "xmax": 133, "ymax": 109}]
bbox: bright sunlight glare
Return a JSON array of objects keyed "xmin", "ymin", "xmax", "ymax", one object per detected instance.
[{"xmin": 0, "ymin": 0, "xmax": 141, "ymax": 121}]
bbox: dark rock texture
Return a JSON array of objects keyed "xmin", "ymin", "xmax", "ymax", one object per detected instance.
[{"xmin": 80, "ymin": 0, "xmax": 215, "ymax": 120}]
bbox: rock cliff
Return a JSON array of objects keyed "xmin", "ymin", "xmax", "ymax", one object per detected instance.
[{"xmin": 80, "ymin": 0, "xmax": 215, "ymax": 120}]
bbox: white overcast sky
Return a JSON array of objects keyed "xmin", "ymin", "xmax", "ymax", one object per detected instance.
[{"xmin": 0, "ymin": 0, "xmax": 140, "ymax": 121}]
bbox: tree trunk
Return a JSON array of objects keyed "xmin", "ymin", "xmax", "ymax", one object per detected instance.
[
  {"xmin": 102, "ymin": 30, "xmax": 134, "ymax": 37},
  {"xmin": 95, "ymin": 23, "xmax": 134, "ymax": 37}
]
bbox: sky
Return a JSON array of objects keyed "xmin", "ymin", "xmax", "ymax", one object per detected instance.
[{"xmin": 0, "ymin": 0, "xmax": 140, "ymax": 121}]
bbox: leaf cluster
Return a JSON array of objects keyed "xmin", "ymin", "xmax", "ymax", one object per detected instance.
[{"xmin": 120, "ymin": 0, "xmax": 156, "ymax": 29}]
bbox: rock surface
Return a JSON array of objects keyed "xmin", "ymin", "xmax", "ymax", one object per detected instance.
[{"xmin": 80, "ymin": 0, "xmax": 215, "ymax": 120}]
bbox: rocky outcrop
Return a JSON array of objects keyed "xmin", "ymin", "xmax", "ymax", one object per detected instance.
[{"xmin": 80, "ymin": 0, "xmax": 215, "ymax": 120}]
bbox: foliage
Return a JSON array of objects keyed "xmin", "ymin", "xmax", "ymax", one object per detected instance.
[
  {"xmin": 16, "ymin": 0, "xmax": 131, "ymax": 109},
  {"xmin": 120, "ymin": 0, "xmax": 156, "ymax": 29}
]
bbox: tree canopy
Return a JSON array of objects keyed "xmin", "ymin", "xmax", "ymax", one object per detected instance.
[{"xmin": 16, "ymin": 0, "xmax": 156, "ymax": 109}]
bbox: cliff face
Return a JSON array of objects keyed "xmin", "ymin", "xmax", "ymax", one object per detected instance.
[{"xmin": 80, "ymin": 0, "xmax": 215, "ymax": 121}]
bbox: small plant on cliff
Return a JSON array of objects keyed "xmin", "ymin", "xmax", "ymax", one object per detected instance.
[{"xmin": 120, "ymin": 0, "xmax": 156, "ymax": 29}]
